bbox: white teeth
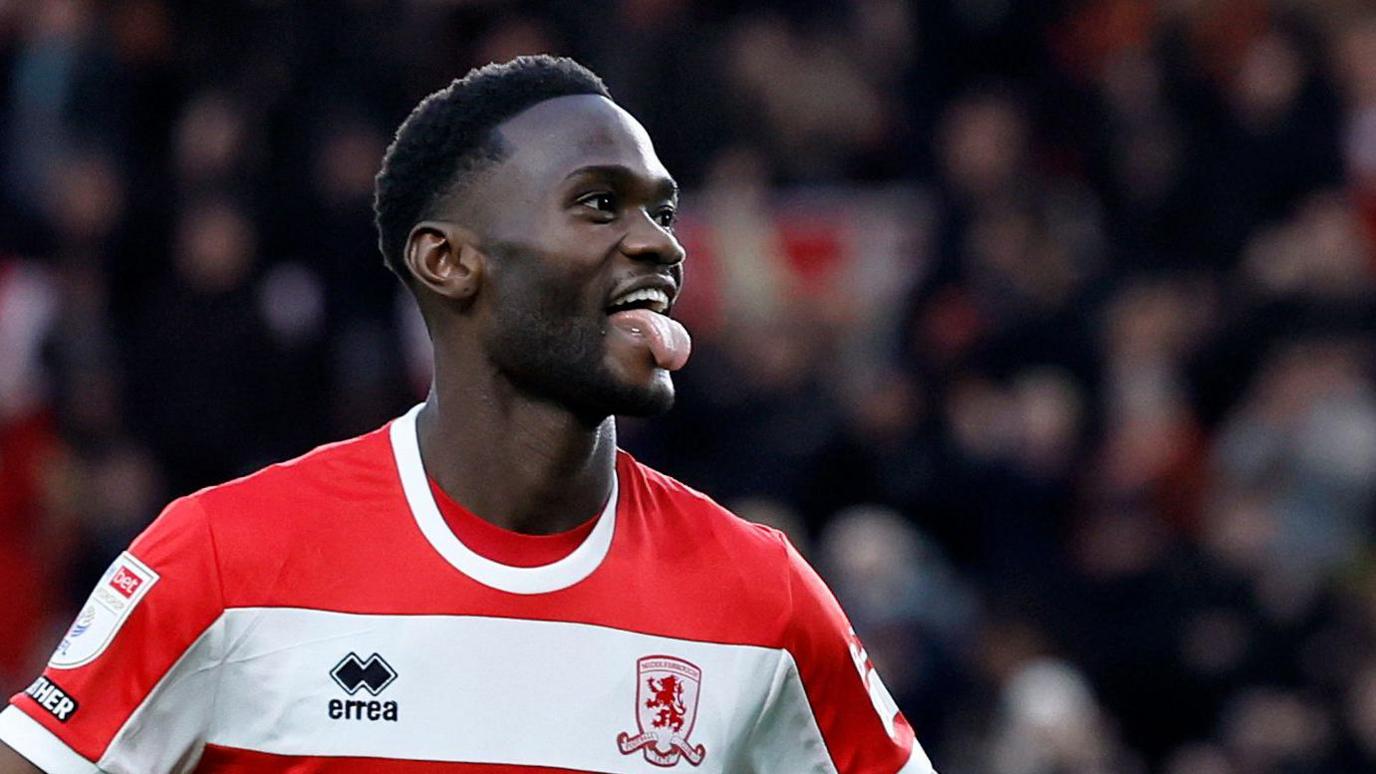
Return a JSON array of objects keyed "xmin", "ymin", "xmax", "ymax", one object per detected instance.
[{"xmin": 609, "ymin": 287, "xmax": 671, "ymax": 313}]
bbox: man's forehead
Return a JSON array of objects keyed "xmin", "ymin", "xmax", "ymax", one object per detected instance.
[{"xmin": 494, "ymin": 94, "xmax": 670, "ymax": 182}]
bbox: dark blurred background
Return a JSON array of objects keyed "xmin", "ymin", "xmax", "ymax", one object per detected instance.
[{"xmin": 5, "ymin": 0, "xmax": 1376, "ymax": 771}]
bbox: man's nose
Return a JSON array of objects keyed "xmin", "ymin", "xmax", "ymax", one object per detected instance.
[{"xmin": 620, "ymin": 210, "xmax": 685, "ymax": 266}]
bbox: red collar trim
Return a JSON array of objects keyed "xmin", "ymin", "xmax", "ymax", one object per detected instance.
[{"xmin": 426, "ymin": 479, "xmax": 601, "ymax": 568}]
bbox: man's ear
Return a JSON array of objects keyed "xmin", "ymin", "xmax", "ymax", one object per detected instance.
[{"xmin": 403, "ymin": 221, "xmax": 485, "ymax": 305}]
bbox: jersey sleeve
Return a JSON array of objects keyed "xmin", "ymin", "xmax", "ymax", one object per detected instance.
[
  {"xmin": 745, "ymin": 534, "xmax": 936, "ymax": 774},
  {"xmin": 0, "ymin": 495, "xmax": 226, "ymax": 773}
]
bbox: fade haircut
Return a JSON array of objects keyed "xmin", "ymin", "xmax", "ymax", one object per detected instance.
[{"xmin": 373, "ymin": 55, "xmax": 611, "ymax": 278}]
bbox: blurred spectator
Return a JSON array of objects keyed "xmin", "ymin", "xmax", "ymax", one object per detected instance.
[
  {"xmin": 125, "ymin": 196, "xmax": 278, "ymax": 492},
  {"xmin": 1219, "ymin": 686, "xmax": 1336, "ymax": 772},
  {"xmin": 987, "ymin": 658, "xmax": 1142, "ymax": 774},
  {"xmin": 172, "ymin": 91, "xmax": 255, "ymax": 193}
]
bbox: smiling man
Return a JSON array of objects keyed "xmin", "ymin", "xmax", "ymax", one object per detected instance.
[{"xmin": 0, "ymin": 56, "xmax": 934, "ymax": 773}]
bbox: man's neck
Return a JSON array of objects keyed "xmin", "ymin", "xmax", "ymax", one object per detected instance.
[{"xmin": 414, "ymin": 379, "xmax": 617, "ymax": 536}]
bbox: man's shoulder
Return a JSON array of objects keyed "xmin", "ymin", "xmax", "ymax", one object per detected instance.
[
  {"xmin": 151, "ymin": 421, "xmax": 405, "ymax": 569},
  {"xmin": 133, "ymin": 421, "xmax": 415, "ymax": 608},
  {"xmin": 618, "ymin": 451, "xmax": 792, "ymax": 567},
  {"xmin": 612, "ymin": 453, "xmax": 808, "ymax": 646},
  {"xmin": 188, "ymin": 421, "xmax": 398, "ymax": 519}
]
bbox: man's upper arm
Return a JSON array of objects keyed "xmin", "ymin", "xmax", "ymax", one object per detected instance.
[{"xmin": 0, "ymin": 496, "xmax": 225, "ymax": 773}]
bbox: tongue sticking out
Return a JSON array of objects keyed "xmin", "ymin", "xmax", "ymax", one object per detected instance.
[{"xmin": 608, "ymin": 309, "xmax": 692, "ymax": 371}]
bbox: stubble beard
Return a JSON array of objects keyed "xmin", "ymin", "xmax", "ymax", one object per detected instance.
[{"xmin": 483, "ymin": 243, "xmax": 675, "ymax": 424}]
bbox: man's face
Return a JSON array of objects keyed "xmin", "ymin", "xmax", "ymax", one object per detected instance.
[{"xmin": 460, "ymin": 95, "xmax": 686, "ymax": 422}]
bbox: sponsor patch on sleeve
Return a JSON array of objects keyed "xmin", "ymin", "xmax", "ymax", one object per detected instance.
[
  {"xmin": 23, "ymin": 675, "xmax": 79, "ymax": 722},
  {"xmin": 48, "ymin": 552, "xmax": 160, "ymax": 669}
]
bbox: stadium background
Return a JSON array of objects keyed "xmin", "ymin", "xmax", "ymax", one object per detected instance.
[{"xmin": 3, "ymin": 0, "xmax": 1376, "ymax": 771}]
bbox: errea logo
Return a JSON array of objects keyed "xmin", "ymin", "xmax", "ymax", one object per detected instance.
[{"xmin": 328, "ymin": 652, "xmax": 399, "ymax": 722}]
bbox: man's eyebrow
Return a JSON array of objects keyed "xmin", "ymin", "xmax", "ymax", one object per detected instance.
[{"xmin": 564, "ymin": 164, "xmax": 678, "ymax": 201}]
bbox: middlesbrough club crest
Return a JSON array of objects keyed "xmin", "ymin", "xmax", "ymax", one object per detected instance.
[{"xmin": 617, "ymin": 655, "xmax": 707, "ymax": 767}]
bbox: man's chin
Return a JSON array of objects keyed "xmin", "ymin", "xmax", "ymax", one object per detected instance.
[
  {"xmin": 605, "ymin": 375, "xmax": 676, "ymax": 418},
  {"xmin": 551, "ymin": 369, "xmax": 675, "ymax": 425},
  {"xmin": 612, "ymin": 390, "xmax": 675, "ymax": 419}
]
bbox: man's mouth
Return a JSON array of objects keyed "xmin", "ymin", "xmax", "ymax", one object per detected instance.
[
  {"xmin": 603, "ymin": 286, "xmax": 690, "ymax": 371},
  {"xmin": 605, "ymin": 286, "xmax": 672, "ymax": 316}
]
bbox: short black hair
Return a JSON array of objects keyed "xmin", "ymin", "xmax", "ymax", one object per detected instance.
[{"xmin": 373, "ymin": 55, "xmax": 611, "ymax": 278}]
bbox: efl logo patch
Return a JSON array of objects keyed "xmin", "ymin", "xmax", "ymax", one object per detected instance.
[
  {"xmin": 24, "ymin": 676, "xmax": 78, "ymax": 722},
  {"xmin": 109, "ymin": 565, "xmax": 144, "ymax": 597},
  {"xmin": 49, "ymin": 552, "xmax": 159, "ymax": 669},
  {"xmin": 617, "ymin": 655, "xmax": 707, "ymax": 767}
]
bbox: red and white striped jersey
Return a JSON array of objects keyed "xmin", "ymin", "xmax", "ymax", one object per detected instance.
[{"xmin": 1, "ymin": 406, "xmax": 935, "ymax": 773}]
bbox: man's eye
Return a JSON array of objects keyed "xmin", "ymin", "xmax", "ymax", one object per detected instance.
[
  {"xmin": 578, "ymin": 193, "xmax": 616, "ymax": 213},
  {"xmin": 654, "ymin": 207, "xmax": 677, "ymax": 229}
]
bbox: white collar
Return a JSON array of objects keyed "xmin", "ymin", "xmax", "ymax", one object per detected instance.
[{"xmin": 389, "ymin": 404, "xmax": 618, "ymax": 594}]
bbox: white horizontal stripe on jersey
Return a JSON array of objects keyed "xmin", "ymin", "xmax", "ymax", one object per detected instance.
[
  {"xmin": 201, "ymin": 608, "xmax": 808, "ymax": 772},
  {"xmin": 0, "ymin": 706, "xmax": 100, "ymax": 774},
  {"xmin": 5, "ymin": 609, "xmax": 933, "ymax": 772}
]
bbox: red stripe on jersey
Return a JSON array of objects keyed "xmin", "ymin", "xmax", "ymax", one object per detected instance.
[
  {"xmin": 426, "ymin": 478, "xmax": 598, "ymax": 568},
  {"xmin": 198, "ymin": 437, "xmax": 798, "ymax": 649},
  {"xmin": 196, "ymin": 744, "xmax": 597, "ymax": 773}
]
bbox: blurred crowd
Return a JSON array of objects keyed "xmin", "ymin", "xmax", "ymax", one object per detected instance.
[{"xmin": 5, "ymin": 0, "xmax": 1376, "ymax": 771}]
